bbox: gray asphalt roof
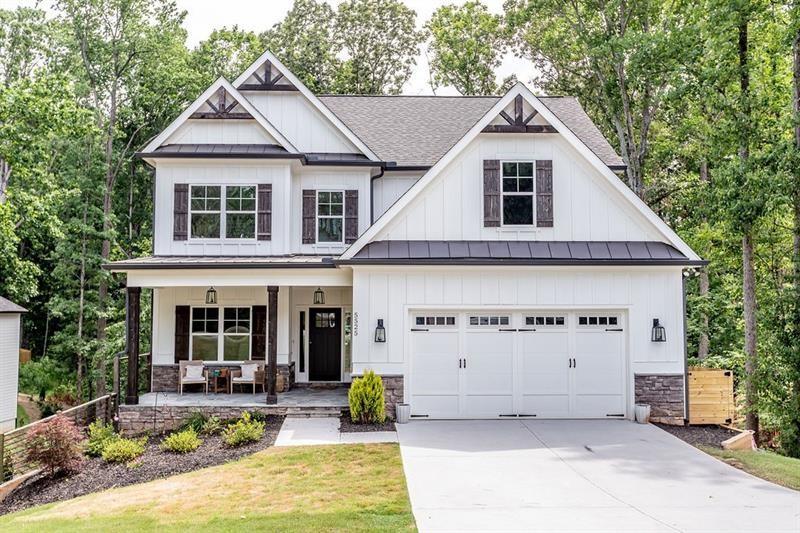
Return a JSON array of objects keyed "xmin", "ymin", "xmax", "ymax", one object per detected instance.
[
  {"xmin": 343, "ymin": 240, "xmax": 703, "ymax": 266},
  {"xmin": 319, "ymin": 95, "xmax": 625, "ymax": 168},
  {"xmin": 0, "ymin": 296, "xmax": 27, "ymax": 313}
]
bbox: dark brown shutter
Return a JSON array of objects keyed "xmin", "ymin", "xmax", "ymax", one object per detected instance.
[
  {"xmin": 257, "ymin": 184, "xmax": 272, "ymax": 241},
  {"xmin": 345, "ymin": 189, "xmax": 358, "ymax": 244},
  {"xmin": 536, "ymin": 160, "xmax": 553, "ymax": 227},
  {"xmin": 302, "ymin": 189, "xmax": 316, "ymax": 244},
  {"xmin": 251, "ymin": 305, "xmax": 267, "ymax": 361},
  {"xmin": 174, "ymin": 305, "xmax": 190, "ymax": 363},
  {"xmin": 483, "ymin": 160, "xmax": 500, "ymax": 227},
  {"xmin": 174, "ymin": 184, "xmax": 189, "ymax": 240}
]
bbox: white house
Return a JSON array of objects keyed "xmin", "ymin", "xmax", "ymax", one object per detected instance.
[
  {"xmin": 107, "ymin": 50, "xmax": 705, "ymax": 422},
  {"xmin": 0, "ymin": 296, "xmax": 26, "ymax": 432}
]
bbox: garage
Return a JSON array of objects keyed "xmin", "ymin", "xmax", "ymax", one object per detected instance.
[{"xmin": 409, "ymin": 311, "xmax": 626, "ymax": 419}]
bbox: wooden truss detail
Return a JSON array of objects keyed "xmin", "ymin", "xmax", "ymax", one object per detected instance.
[
  {"xmin": 482, "ymin": 94, "xmax": 555, "ymax": 133},
  {"xmin": 190, "ymin": 88, "xmax": 251, "ymax": 119},
  {"xmin": 238, "ymin": 60, "xmax": 298, "ymax": 91}
]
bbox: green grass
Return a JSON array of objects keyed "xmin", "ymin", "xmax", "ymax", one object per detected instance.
[
  {"xmin": 0, "ymin": 443, "xmax": 416, "ymax": 532},
  {"xmin": 700, "ymin": 446, "xmax": 800, "ymax": 491},
  {"xmin": 15, "ymin": 403, "xmax": 29, "ymax": 428}
]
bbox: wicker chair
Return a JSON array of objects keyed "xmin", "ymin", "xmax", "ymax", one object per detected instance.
[
  {"xmin": 231, "ymin": 361, "xmax": 266, "ymax": 394},
  {"xmin": 179, "ymin": 360, "xmax": 208, "ymax": 395}
]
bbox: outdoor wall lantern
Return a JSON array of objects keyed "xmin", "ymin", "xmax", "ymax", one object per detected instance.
[
  {"xmin": 205, "ymin": 286, "xmax": 218, "ymax": 305},
  {"xmin": 651, "ymin": 318, "xmax": 666, "ymax": 342},
  {"xmin": 313, "ymin": 287, "xmax": 325, "ymax": 305},
  {"xmin": 374, "ymin": 319, "xmax": 386, "ymax": 343}
]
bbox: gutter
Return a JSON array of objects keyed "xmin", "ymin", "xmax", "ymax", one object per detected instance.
[{"xmin": 335, "ymin": 259, "xmax": 709, "ymax": 267}]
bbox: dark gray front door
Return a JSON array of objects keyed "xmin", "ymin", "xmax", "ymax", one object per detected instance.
[{"xmin": 309, "ymin": 308, "xmax": 341, "ymax": 381}]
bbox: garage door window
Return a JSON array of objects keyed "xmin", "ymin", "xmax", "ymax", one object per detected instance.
[
  {"xmin": 468, "ymin": 315, "xmax": 510, "ymax": 327},
  {"xmin": 578, "ymin": 315, "xmax": 619, "ymax": 327},
  {"xmin": 414, "ymin": 315, "xmax": 457, "ymax": 328},
  {"xmin": 525, "ymin": 315, "xmax": 566, "ymax": 327}
]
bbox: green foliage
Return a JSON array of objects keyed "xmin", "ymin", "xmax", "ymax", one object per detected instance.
[
  {"xmin": 200, "ymin": 415, "xmax": 224, "ymax": 436},
  {"xmin": 348, "ymin": 370, "xmax": 386, "ymax": 424},
  {"xmin": 181, "ymin": 411, "xmax": 209, "ymax": 433},
  {"xmin": 2, "ymin": 453, "xmax": 13, "ymax": 483},
  {"xmin": 86, "ymin": 420, "xmax": 118, "ymax": 457},
  {"xmin": 161, "ymin": 428, "xmax": 202, "ymax": 453},
  {"xmin": 18, "ymin": 357, "xmax": 71, "ymax": 399},
  {"xmin": 101, "ymin": 437, "xmax": 147, "ymax": 464},
  {"xmin": 222, "ymin": 412, "xmax": 265, "ymax": 447},
  {"xmin": 25, "ymin": 415, "xmax": 84, "ymax": 476}
]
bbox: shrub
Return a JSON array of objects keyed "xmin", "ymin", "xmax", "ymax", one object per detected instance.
[
  {"xmin": 161, "ymin": 429, "xmax": 202, "ymax": 453},
  {"xmin": 222, "ymin": 412, "xmax": 265, "ymax": 447},
  {"xmin": 102, "ymin": 437, "xmax": 147, "ymax": 463},
  {"xmin": 2, "ymin": 454, "xmax": 13, "ymax": 482},
  {"xmin": 348, "ymin": 370, "xmax": 386, "ymax": 424},
  {"xmin": 24, "ymin": 415, "xmax": 84, "ymax": 476},
  {"xmin": 181, "ymin": 411, "xmax": 209, "ymax": 433},
  {"xmin": 86, "ymin": 420, "xmax": 118, "ymax": 457},
  {"xmin": 200, "ymin": 416, "xmax": 224, "ymax": 436}
]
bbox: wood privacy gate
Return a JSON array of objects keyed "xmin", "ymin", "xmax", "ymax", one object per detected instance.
[{"xmin": 687, "ymin": 368, "xmax": 735, "ymax": 425}]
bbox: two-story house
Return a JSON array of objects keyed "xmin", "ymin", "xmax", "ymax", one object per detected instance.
[{"xmin": 108, "ymin": 50, "xmax": 705, "ymax": 422}]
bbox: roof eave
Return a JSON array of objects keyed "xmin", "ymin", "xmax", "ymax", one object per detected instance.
[{"xmin": 336, "ymin": 259, "xmax": 708, "ymax": 267}]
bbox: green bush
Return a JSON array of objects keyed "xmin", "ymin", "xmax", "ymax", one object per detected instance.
[
  {"xmin": 181, "ymin": 411, "xmax": 209, "ymax": 433},
  {"xmin": 348, "ymin": 370, "xmax": 386, "ymax": 424},
  {"xmin": 86, "ymin": 420, "xmax": 118, "ymax": 457},
  {"xmin": 222, "ymin": 412, "xmax": 265, "ymax": 447},
  {"xmin": 161, "ymin": 428, "xmax": 202, "ymax": 453},
  {"xmin": 200, "ymin": 416, "xmax": 224, "ymax": 436},
  {"xmin": 102, "ymin": 437, "xmax": 147, "ymax": 463},
  {"xmin": 2, "ymin": 454, "xmax": 14, "ymax": 482}
]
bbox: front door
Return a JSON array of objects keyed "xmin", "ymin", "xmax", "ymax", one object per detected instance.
[{"xmin": 309, "ymin": 308, "xmax": 342, "ymax": 381}]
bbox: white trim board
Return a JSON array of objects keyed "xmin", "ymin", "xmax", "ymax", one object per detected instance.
[
  {"xmin": 340, "ymin": 83, "xmax": 701, "ymax": 262},
  {"xmin": 141, "ymin": 77, "xmax": 297, "ymax": 154}
]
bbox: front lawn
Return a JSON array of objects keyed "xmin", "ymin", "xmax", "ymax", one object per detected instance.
[
  {"xmin": 0, "ymin": 443, "xmax": 415, "ymax": 532},
  {"xmin": 700, "ymin": 446, "xmax": 800, "ymax": 491}
]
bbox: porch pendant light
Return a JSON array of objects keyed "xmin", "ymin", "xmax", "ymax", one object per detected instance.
[
  {"xmin": 651, "ymin": 318, "xmax": 666, "ymax": 342},
  {"xmin": 205, "ymin": 286, "xmax": 218, "ymax": 305},
  {"xmin": 374, "ymin": 319, "xmax": 386, "ymax": 343},
  {"xmin": 313, "ymin": 287, "xmax": 325, "ymax": 305}
]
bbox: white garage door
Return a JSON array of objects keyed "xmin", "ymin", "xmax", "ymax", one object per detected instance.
[{"xmin": 409, "ymin": 311, "xmax": 625, "ymax": 419}]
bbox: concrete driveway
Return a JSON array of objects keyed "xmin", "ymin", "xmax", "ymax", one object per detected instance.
[{"xmin": 397, "ymin": 420, "xmax": 799, "ymax": 532}]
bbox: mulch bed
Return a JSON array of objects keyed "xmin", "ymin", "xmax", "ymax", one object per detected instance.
[
  {"xmin": 339, "ymin": 414, "xmax": 396, "ymax": 433},
  {"xmin": 0, "ymin": 415, "xmax": 284, "ymax": 516},
  {"xmin": 655, "ymin": 423, "xmax": 740, "ymax": 449}
]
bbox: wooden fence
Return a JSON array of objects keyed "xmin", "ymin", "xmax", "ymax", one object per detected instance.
[
  {"xmin": 687, "ymin": 367, "xmax": 735, "ymax": 425},
  {"xmin": 1, "ymin": 395, "xmax": 113, "ymax": 482}
]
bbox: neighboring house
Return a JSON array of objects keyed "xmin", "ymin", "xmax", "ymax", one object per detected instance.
[
  {"xmin": 0, "ymin": 296, "xmax": 26, "ymax": 432},
  {"xmin": 107, "ymin": 50, "xmax": 705, "ymax": 422}
]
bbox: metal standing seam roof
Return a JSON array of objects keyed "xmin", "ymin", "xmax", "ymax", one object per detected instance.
[
  {"xmin": 0, "ymin": 296, "xmax": 27, "ymax": 313},
  {"xmin": 319, "ymin": 95, "xmax": 625, "ymax": 169},
  {"xmin": 342, "ymin": 241, "xmax": 705, "ymax": 266}
]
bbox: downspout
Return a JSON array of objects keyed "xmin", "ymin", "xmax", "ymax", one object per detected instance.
[
  {"xmin": 682, "ymin": 270, "xmax": 690, "ymax": 425},
  {"xmin": 370, "ymin": 165, "xmax": 386, "ymax": 224}
]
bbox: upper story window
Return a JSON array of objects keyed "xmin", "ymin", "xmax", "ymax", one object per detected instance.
[
  {"xmin": 317, "ymin": 191, "xmax": 344, "ymax": 243},
  {"xmin": 502, "ymin": 162, "xmax": 534, "ymax": 226},
  {"xmin": 190, "ymin": 185, "xmax": 256, "ymax": 240}
]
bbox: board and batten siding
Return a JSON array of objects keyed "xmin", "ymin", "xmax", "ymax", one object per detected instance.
[
  {"xmin": 371, "ymin": 172, "xmax": 423, "ymax": 221},
  {"xmin": 374, "ymin": 134, "xmax": 663, "ymax": 243},
  {"xmin": 0, "ymin": 314, "xmax": 21, "ymax": 432},
  {"xmin": 351, "ymin": 266, "xmax": 685, "ymax": 377},
  {"xmin": 243, "ymin": 92, "xmax": 359, "ymax": 154},
  {"xmin": 164, "ymin": 119, "xmax": 279, "ymax": 146}
]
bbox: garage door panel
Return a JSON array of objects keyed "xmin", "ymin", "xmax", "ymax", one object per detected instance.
[
  {"xmin": 412, "ymin": 395, "xmax": 460, "ymax": 418},
  {"xmin": 574, "ymin": 330, "xmax": 624, "ymax": 416},
  {"xmin": 520, "ymin": 332, "xmax": 570, "ymax": 396},
  {"xmin": 410, "ymin": 331, "xmax": 459, "ymax": 416},
  {"xmin": 521, "ymin": 395, "xmax": 570, "ymax": 417},
  {"xmin": 573, "ymin": 395, "xmax": 625, "ymax": 418},
  {"xmin": 463, "ymin": 395, "xmax": 514, "ymax": 418},
  {"xmin": 463, "ymin": 331, "xmax": 514, "ymax": 416}
]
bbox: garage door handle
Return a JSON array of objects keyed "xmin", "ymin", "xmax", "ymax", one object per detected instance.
[
  {"xmin": 605, "ymin": 328, "xmax": 623, "ymax": 332},
  {"xmin": 569, "ymin": 358, "xmax": 572, "ymax": 368},
  {"xmin": 498, "ymin": 328, "xmax": 517, "ymax": 332},
  {"xmin": 411, "ymin": 328, "xmax": 429, "ymax": 332}
]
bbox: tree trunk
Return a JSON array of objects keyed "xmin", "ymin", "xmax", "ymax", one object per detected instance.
[
  {"xmin": 76, "ymin": 201, "xmax": 88, "ymax": 399},
  {"xmin": 698, "ymin": 160, "xmax": 710, "ymax": 360}
]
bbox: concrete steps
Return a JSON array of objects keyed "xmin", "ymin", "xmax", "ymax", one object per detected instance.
[{"xmin": 284, "ymin": 406, "xmax": 344, "ymax": 418}]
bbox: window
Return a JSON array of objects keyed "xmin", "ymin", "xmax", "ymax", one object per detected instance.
[
  {"xmin": 317, "ymin": 191, "xmax": 344, "ymax": 243},
  {"xmin": 502, "ymin": 161, "xmax": 534, "ymax": 226},
  {"xmin": 225, "ymin": 186, "xmax": 256, "ymax": 239},
  {"xmin": 190, "ymin": 307, "xmax": 253, "ymax": 361},
  {"xmin": 190, "ymin": 185, "xmax": 257, "ymax": 240},
  {"xmin": 315, "ymin": 312, "xmax": 337, "ymax": 328},
  {"xmin": 525, "ymin": 315, "xmax": 567, "ymax": 328},
  {"xmin": 577, "ymin": 315, "xmax": 619, "ymax": 328},
  {"xmin": 468, "ymin": 315, "xmax": 511, "ymax": 327},
  {"xmin": 190, "ymin": 186, "xmax": 221, "ymax": 238},
  {"xmin": 414, "ymin": 315, "xmax": 457, "ymax": 328}
]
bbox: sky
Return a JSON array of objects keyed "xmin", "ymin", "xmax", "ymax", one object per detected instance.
[{"xmin": 2, "ymin": 0, "xmax": 537, "ymax": 95}]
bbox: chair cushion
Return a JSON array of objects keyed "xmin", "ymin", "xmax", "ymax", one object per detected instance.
[
  {"xmin": 182, "ymin": 377, "xmax": 205, "ymax": 384},
  {"xmin": 232, "ymin": 377, "xmax": 251, "ymax": 383},
  {"xmin": 185, "ymin": 365, "xmax": 204, "ymax": 379},
  {"xmin": 240, "ymin": 364, "xmax": 257, "ymax": 381}
]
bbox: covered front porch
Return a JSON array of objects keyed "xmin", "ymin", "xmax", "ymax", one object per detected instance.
[{"xmin": 136, "ymin": 387, "xmax": 349, "ymax": 409}]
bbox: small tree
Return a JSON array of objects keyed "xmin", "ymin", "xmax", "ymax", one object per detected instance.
[
  {"xmin": 348, "ymin": 370, "xmax": 386, "ymax": 423},
  {"xmin": 24, "ymin": 415, "xmax": 84, "ymax": 476}
]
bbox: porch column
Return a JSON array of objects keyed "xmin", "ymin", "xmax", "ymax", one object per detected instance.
[
  {"xmin": 125, "ymin": 286, "xmax": 141, "ymax": 405},
  {"xmin": 266, "ymin": 285, "xmax": 279, "ymax": 404}
]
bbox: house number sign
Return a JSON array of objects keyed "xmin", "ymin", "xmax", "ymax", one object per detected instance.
[{"xmin": 353, "ymin": 312, "xmax": 359, "ymax": 336}]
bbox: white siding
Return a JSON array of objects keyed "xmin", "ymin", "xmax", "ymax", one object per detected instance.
[
  {"xmin": 351, "ymin": 266, "xmax": 685, "ymax": 378},
  {"xmin": 244, "ymin": 92, "xmax": 359, "ymax": 154},
  {"xmin": 0, "ymin": 314, "xmax": 21, "ymax": 432},
  {"xmin": 165, "ymin": 119, "xmax": 278, "ymax": 146},
  {"xmin": 372, "ymin": 171, "xmax": 422, "ymax": 222},
  {"xmin": 376, "ymin": 134, "xmax": 663, "ymax": 243}
]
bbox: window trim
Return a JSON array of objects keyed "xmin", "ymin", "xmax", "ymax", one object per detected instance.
[
  {"xmin": 316, "ymin": 189, "xmax": 345, "ymax": 244},
  {"xmin": 189, "ymin": 305, "xmax": 253, "ymax": 362},
  {"xmin": 188, "ymin": 184, "xmax": 258, "ymax": 242},
  {"xmin": 500, "ymin": 160, "xmax": 536, "ymax": 228}
]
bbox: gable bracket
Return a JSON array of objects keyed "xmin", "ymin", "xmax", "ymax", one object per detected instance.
[
  {"xmin": 190, "ymin": 88, "xmax": 250, "ymax": 119},
  {"xmin": 482, "ymin": 124, "xmax": 557, "ymax": 133},
  {"xmin": 239, "ymin": 60, "xmax": 297, "ymax": 92}
]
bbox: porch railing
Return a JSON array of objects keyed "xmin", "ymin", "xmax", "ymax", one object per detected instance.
[{"xmin": 1, "ymin": 395, "xmax": 113, "ymax": 483}]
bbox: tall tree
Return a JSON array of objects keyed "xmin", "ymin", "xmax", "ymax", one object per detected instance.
[
  {"xmin": 334, "ymin": 0, "xmax": 424, "ymax": 94},
  {"xmin": 425, "ymin": 1, "xmax": 506, "ymax": 95},
  {"xmin": 191, "ymin": 26, "xmax": 265, "ymax": 83}
]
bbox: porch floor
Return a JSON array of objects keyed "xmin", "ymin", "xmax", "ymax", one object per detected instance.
[{"xmin": 136, "ymin": 387, "xmax": 349, "ymax": 408}]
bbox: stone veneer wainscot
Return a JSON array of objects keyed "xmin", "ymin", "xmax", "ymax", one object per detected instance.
[{"xmin": 634, "ymin": 374, "xmax": 685, "ymax": 425}]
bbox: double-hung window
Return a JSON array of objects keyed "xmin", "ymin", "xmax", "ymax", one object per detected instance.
[
  {"xmin": 317, "ymin": 191, "xmax": 344, "ymax": 243},
  {"xmin": 190, "ymin": 306, "xmax": 252, "ymax": 361},
  {"xmin": 190, "ymin": 185, "xmax": 256, "ymax": 239},
  {"xmin": 191, "ymin": 307, "xmax": 219, "ymax": 361},
  {"xmin": 223, "ymin": 307, "xmax": 251, "ymax": 361},
  {"xmin": 501, "ymin": 162, "xmax": 534, "ymax": 226}
]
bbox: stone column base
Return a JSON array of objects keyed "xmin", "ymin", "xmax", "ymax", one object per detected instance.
[
  {"xmin": 380, "ymin": 375, "xmax": 404, "ymax": 420},
  {"xmin": 635, "ymin": 374, "xmax": 685, "ymax": 424}
]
